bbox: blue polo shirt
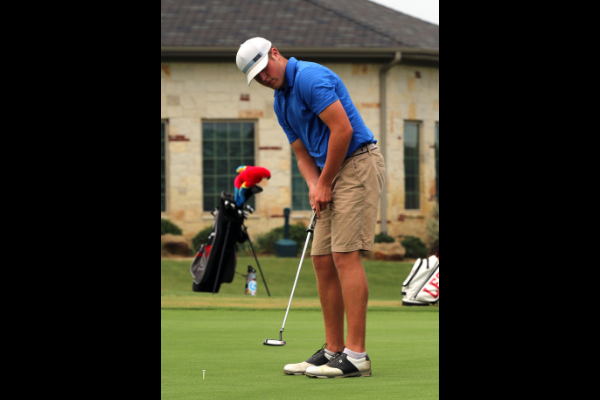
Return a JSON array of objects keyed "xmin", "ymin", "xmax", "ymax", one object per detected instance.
[{"xmin": 274, "ymin": 57, "xmax": 376, "ymax": 168}]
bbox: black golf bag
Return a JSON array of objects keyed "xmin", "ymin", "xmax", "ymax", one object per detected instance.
[{"xmin": 190, "ymin": 186, "xmax": 268, "ymax": 294}]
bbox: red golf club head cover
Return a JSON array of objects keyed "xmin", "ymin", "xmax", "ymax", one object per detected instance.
[{"xmin": 234, "ymin": 166, "xmax": 271, "ymax": 206}]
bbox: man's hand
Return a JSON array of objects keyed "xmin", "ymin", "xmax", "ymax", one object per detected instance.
[{"xmin": 310, "ymin": 181, "xmax": 332, "ymax": 219}]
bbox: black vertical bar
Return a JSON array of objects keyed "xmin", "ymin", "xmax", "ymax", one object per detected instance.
[{"xmin": 212, "ymin": 220, "xmax": 232, "ymax": 295}]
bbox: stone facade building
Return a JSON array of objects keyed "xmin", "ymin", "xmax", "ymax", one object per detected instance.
[{"xmin": 161, "ymin": 0, "xmax": 439, "ymax": 243}]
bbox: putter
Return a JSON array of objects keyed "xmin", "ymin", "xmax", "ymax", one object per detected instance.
[{"xmin": 264, "ymin": 210, "xmax": 318, "ymax": 346}]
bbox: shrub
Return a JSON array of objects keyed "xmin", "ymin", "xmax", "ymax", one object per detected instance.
[
  {"xmin": 374, "ymin": 233, "xmax": 395, "ymax": 243},
  {"xmin": 161, "ymin": 219, "xmax": 182, "ymax": 236},
  {"xmin": 256, "ymin": 222, "xmax": 311, "ymax": 255},
  {"xmin": 192, "ymin": 226, "xmax": 214, "ymax": 252},
  {"xmin": 401, "ymin": 236, "xmax": 428, "ymax": 259}
]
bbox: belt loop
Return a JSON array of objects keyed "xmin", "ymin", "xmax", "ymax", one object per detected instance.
[{"xmin": 367, "ymin": 144, "xmax": 372, "ymax": 155}]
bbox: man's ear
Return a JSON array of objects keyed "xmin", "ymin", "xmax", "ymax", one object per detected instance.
[{"xmin": 271, "ymin": 47, "xmax": 279, "ymax": 60}]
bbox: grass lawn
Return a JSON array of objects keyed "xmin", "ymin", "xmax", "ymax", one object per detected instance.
[
  {"xmin": 161, "ymin": 257, "xmax": 439, "ymax": 399},
  {"xmin": 161, "ymin": 309, "xmax": 439, "ymax": 400},
  {"xmin": 161, "ymin": 257, "xmax": 424, "ymax": 309}
]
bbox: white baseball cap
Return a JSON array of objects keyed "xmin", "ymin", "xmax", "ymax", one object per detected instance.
[{"xmin": 236, "ymin": 37, "xmax": 272, "ymax": 86}]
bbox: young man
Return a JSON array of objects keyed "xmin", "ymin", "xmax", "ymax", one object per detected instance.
[{"xmin": 236, "ymin": 37, "xmax": 386, "ymax": 378}]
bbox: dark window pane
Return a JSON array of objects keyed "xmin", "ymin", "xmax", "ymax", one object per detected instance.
[
  {"xmin": 203, "ymin": 141, "xmax": 214, "ymax": 157},
  {"xmin": 215, "ymin": 141, "xmax": 228, "ymax": 157},
  {"xmin": 404, "ymin": 122, "xmax": 420, "ymax": 210},
  {"xmin": 204, "ymin": 196, "xmax": 214, "ymax": 211},
  {"xmin": 203, "ymin": 159, "xmax": 215, "ymax": 175},
  {"xmin": 216, "ymin": 123, "xmax": 227, "ymax": 137},
  {"xmin": 203, "ymin": 122, "xmax": 255, "ymax": 211},
  {"xmin": 292, "ymin": 177, "xmax": 305, "ymax": 188},
  {"xmin": 243, "ymin": 123, "xmax": 254, "ymax": 139},
  {"xmin": 229, "ymin": 141, "xmax": 241, "ymax": 157},
  {"xmin": 216, "ymin": 159, "xmax": 228, "ymax": 172},
  {"xmin": 243, "ymin": 142, "xmax": 254, "ymax": 157},
  {"xmin": 203, "ymin": 123, "xmax": 215, "ymax": 140},
  {"xmin": 204, "ymin": 177, "xmax": 215, "ymax": 193},
  {"xmin": 230, "ymin": 160, "xmax": 241, "ymax": 173},
  {"xmin": 228, "ymin": 123, "xmax": 241, "ymax": 139},
  {"xmin": 291, "ymin": 150, "xmax": 311, "ymax": 210},
  {"xmin": 217, "ymin": 177, "xmax": 229, "ymax": 189}
]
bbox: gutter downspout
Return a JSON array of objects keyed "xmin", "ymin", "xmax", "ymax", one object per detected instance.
[{"xmin": 379, "ymin": 51, "xmax": 401, "ymax": 236}]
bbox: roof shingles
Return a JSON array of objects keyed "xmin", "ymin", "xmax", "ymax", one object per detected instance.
[{"xmin": 161, "ymin": 0, "xmax": 438, "ymax": 50}]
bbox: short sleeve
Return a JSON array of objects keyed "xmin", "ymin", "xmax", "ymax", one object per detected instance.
[{"xmin": 296, "ymin": 68, "xmax": 339, "ymax": 116}]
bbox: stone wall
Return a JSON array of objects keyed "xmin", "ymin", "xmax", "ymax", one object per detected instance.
[{"xmin": 160, "ymin": 61, "xmax": 439, "ymax": 243}]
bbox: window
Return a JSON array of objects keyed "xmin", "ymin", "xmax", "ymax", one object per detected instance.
[
  {"xmin": 435, "ymin": 124, "xmax": 439, "ymax": 203},
  {"xmin": 404, "ymin": 122, "xmax": 420, "ymax": 210},
  {"xmin": 161, "ymin": 121, "xmax": 167, "ymax": 212},
  {"xmin": 202, "ymin": 122, "xmax": 255, "ymax": 211},
  {"xmin": 291, "ymin": 150, "xmax": 311, "ymax": 210}
]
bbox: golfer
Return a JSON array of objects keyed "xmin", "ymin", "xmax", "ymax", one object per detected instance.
[{"xmin": 236, "ymin": 38, "xmax": 386, "ymax": 378}]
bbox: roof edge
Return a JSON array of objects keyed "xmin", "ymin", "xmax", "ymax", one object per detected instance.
[
  {"xmin": 161, "ymin": 47, "xmax": 438, "ymax": 64},
  {"xmin": 161, "ymin": 46, "xmax": 438, "ymax": 54}
]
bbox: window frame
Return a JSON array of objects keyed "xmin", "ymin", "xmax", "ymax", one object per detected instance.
[
  {"xmin": 404, "ymin": 120, "xmax": 422, "ymax": 211},
  {"xmin": 201, "ymin": 119, "xmax": 259, "ymax": 213}
]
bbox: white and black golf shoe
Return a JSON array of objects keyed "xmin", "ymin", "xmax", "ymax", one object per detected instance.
[
  {"xmin": 283, "ymin": 345, "xmax": 339, "ymax": 376},
  {"xmin": 305, "ymin": 353, "xmax": 372, "ymax": 378}
]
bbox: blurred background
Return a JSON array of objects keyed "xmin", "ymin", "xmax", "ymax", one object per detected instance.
[{"xmin": 161, "ymin": 0, "xmax": 439, "ymax": 258}]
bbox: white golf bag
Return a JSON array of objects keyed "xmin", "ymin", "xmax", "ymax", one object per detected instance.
[{"xmin": 402, "ymin": 255, "xmax": 439, "ymax": 306}]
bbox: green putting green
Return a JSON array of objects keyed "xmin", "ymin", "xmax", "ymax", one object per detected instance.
[
  {"xmin": 161, "ymin": 257, "xmax": 439, "ymax": 399},
  {"xmin": 161, "ymin": 309, "xmax": 439, "ymax": 399}
]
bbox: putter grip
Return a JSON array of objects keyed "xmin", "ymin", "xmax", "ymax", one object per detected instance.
[{"xmin": 307, "ymin": 210, "xmax": 317, "ymax": 233}]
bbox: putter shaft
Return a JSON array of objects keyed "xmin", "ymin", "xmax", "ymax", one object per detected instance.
[{"xmin": 280, "ymin": 231, "xmax": 312, "ymax": 333}]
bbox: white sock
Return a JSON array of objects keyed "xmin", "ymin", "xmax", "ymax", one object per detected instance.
[
  {"xmin": 344, "ymin": 348, "xmax": 367, "ymax": 359},
  {"xmin": 325, "ymin": 349, "xmax": 337, "ymax": 356}
]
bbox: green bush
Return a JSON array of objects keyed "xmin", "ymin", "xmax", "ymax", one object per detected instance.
[
  {"xmin": 161, "ymin": 219, "xmax": 182, "ymax": 236},
  {"xmin": 256, "ymin": 222, "xmax": 311, "ymax": 255},
  {"xmin": 192, "ymin": 226, "xmax": 214, "ymax": 252},
  {"xmin": 401, "ymin": 236, "xmax": 428, "ymax": 259},
  {"xmin": 374, "ymin": 233, "xmax": 395, "ymax": 243}
]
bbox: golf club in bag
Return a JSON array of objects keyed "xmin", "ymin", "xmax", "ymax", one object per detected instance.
[
  {"xmin": 190, "ymin": 186, "xmax": 270, "ymax": 296},
  {"xmin": 264, "ymin": 210, "xmax": 317, "ymax": 346}
]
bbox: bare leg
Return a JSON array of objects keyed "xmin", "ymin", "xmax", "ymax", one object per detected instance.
[
  {"xmin": 333, "ymin": 251, "xmax": 368, "ymax": 353},
  {"xmin": 313, "ymin": 254, "xmax": 345, "ymax": 353}
]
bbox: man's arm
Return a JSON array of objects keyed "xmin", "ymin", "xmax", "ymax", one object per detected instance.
[{"xmin": 311, "ymin": 99, "xmax": 353, "ymax": 218}]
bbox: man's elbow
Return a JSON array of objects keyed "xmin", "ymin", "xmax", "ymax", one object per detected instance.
[
  {"xmin": 345, "ymin": 127, "xmax": 354, "ymax": 140},
  {"xmin": 336, "ymin": 126, "xmax": 353, "ymax": 138},
  {"xmin": 329, "ymin": 125, "xmax": 353, "ymax": 141}
]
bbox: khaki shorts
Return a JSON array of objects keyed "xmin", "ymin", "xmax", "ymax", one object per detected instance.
[{"xmin": 311, "ymin": 147, "xmax": 386, "ymax": 255}]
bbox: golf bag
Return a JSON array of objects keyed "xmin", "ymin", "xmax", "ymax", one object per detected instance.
[
  {"xmin": 402, "ymin": 255, "xmax": 440, "ymax": 306},
  {"xmin": 191, "ymin": 187, "xmax": 268, "ymax": 294}
]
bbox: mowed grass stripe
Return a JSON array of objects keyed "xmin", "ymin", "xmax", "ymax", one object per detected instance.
[
  {"xmin": 161, "ymin": 309, "xmax": 439, "ymax": 400},
  {"xmin": 161, "ymin": 257, "xmax": 428, "ymax": 309}
]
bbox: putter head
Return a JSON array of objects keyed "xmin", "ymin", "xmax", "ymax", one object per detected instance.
[{"xmin": 263, "ymin": 339, "xmax": 286, "ymax": 346}]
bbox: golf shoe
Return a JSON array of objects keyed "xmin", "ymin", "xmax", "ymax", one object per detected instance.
[
  {"xmin": 283, "ymin": 345, "xmax": 339, "ymax": 375},
  {"xmin": 305, "ymin": 353, "xmax": 372, "ymax": 378}
]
